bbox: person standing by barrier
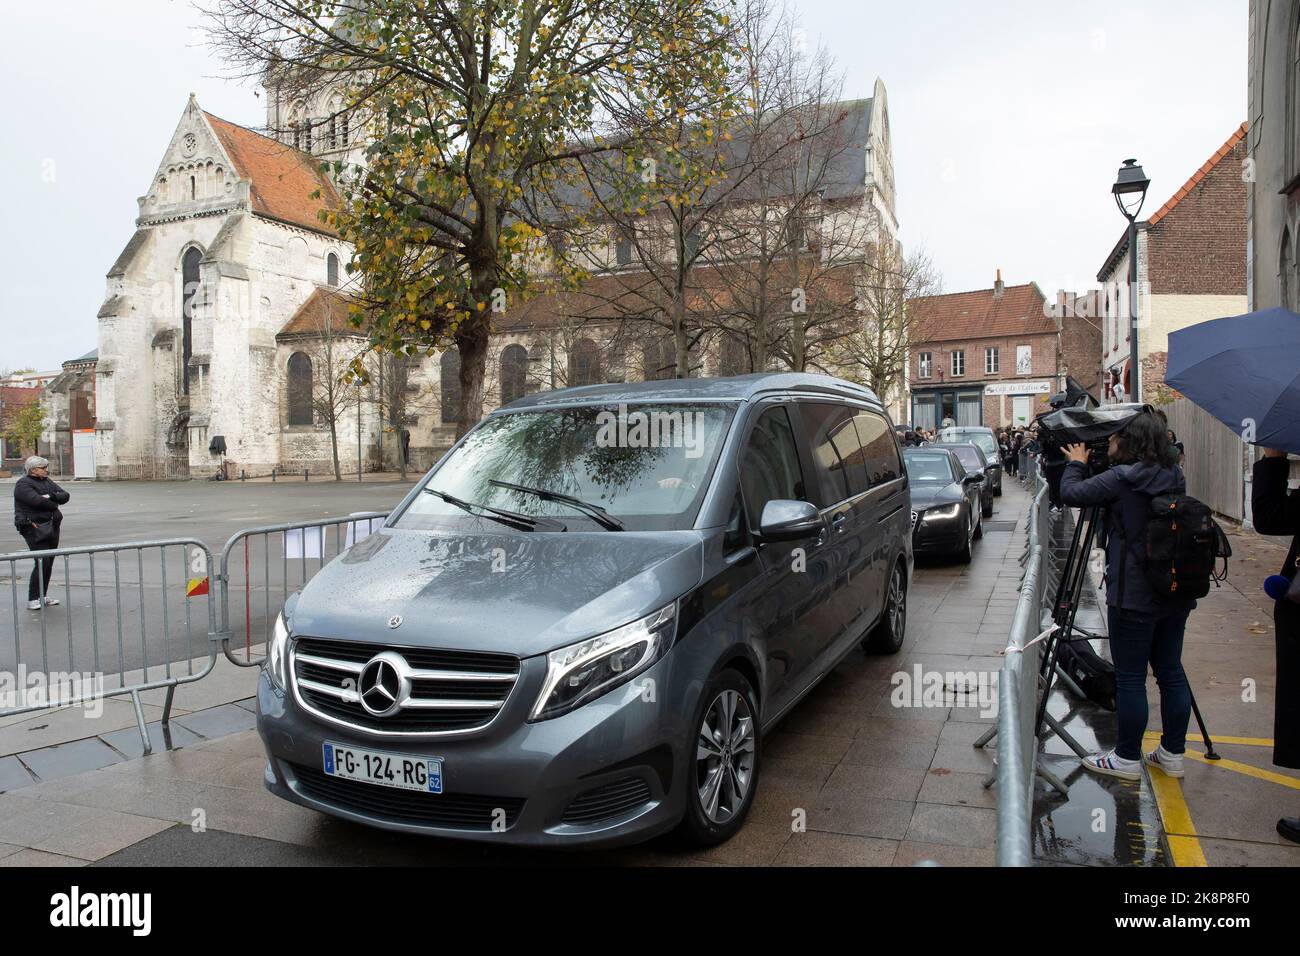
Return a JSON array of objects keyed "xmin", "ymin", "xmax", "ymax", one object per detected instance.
[
  {"xmin": 12, "ymin": 456, "xmax": 69, "ymax": 610},
  {"xmin": 1059, "ymin": 413, "xmax": 1195, "ymax": 781},
  {"xmin": 1252, "ymin": 448, "xmax": 1300, "ymax": 844}
]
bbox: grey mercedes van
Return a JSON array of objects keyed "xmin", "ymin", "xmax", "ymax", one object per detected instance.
[{"xmin": 256, "ymin": 372, "xmax": 912, "ymax": 848}]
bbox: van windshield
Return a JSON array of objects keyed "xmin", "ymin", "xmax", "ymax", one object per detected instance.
[{"xmin": 394, "ymin": 403, "xmax": 735, "ymax": 532}]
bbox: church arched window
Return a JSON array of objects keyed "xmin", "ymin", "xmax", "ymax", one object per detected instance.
[
  {"xmin": 287, "ymin": 352, "xmax": 314, "ymax": 426},
  {"xmin": 326, "ymin": 252, "xmax": 339, "ymax": 287},
  {"xmin": 1290, "ymin": 16, "xmax": 1300, "ymax": 181},
  {"xmin": 568, "ymin": 338, "xmax": 601, "ymax": 386},
  {"xmin": 499, "ymin": 344, "xmax": 528, "ymax": 405},
  {"xmin": 181, "ymin": 247, "xmax": 202, "ymax": 395},
  {"xmin": 440, "ymin": 348, "xmax": 462, "ymax": 424}
]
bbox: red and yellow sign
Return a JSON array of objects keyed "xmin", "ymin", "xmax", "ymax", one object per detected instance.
[{"xmin": 186, "ymin": 577, "xmax": 210, "ymax": 597}]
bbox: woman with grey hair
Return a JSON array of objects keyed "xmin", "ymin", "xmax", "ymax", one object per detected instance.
[{"xmin": 12, "ymin": 456, "xmax": 70, "ymax": 610}]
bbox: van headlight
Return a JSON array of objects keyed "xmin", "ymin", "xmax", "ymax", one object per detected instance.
[
  {"xmin": 266, "ymin": 613, "xmax": 290, "ymax": 690},
  {"xmin": 922, "ymin": 503, "xmax": 961, "ymax": 521},
  {"xmin": 530, "ymin": 603, "xmax": 677, "ymax": 721}
]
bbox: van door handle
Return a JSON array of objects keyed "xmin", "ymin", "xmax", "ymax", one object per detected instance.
[{"xmin": 831, "ymin": 513, "xmax": 848, "ymax": 534}]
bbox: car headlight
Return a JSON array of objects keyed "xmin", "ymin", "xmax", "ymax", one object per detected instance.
[
  {"xmin": 922, "ymin": 503, "xmax": 961, "ymax": 521},
  {"xmin": 266, "ymin": 612, "xmax": 290, "ymax": 690},
  {"xmin": 530, "ymin": 603, "xmax": 677, "ymax": 721}
]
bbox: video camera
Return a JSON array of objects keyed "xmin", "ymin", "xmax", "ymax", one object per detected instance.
[{"xmin": 1034, "ymin": 402, "xmax": 1154, "ymax": 477}]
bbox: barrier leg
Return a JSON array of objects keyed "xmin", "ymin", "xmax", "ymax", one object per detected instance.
[
  {"xmin": 130, "ymin": 688, "xmax": 152, "ymax": 756},
  {"xmin": 161, "ymin": 683, "xmax": 176, "ymax": 728}
]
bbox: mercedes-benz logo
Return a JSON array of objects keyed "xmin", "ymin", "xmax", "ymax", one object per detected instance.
[
  {"xmin": 388, "ymin": 615, "xmax": 403, "ymax": 629},
  {"xmin": 357, "ymin": 651, "xmax": 411, "ymax": 717}
]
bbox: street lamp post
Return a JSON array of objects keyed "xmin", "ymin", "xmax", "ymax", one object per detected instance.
[{"xmin": 1112, "ymin": 158, "xmax": 1150, "ymax": 404}]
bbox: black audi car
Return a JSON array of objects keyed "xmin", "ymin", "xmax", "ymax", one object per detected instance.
[
  {"xmin": 931, "ymin": 442, "xmax": 996, "ymax": 518},
  {"xmin": 904, "ymin": 447, "xmax": 985, "ymax": 563}
]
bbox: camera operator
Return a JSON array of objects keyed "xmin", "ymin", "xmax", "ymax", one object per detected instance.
[{"xmin": 1059, "ymin": 412, "xmax": 1194, "ymax": 781}]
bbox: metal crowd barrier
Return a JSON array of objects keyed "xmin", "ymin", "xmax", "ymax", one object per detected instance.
[
  {"xmin": 215, "ymin": 512, "xmax": 389, "ymax": 667},
  {"xmin": 992, "ymin": 470, "xmax": 1049, "ymax": 865},
  {"xmin": 0, "ymin": 538, "xmax": 218, "ymax": 755}
]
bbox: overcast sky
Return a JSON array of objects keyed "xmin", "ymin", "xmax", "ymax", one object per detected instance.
[{"xmin": 1, "ymin": 0, "xmax": 1247, "ymax": 372}]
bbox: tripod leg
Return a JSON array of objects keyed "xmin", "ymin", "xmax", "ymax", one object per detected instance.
[{"xmin": 1188, "ymin": 689, "xmax": 1220, "ymax": 760}]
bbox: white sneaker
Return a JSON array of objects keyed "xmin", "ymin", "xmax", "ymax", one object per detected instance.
[
  {"xmin": 1144, "ymin": 744, "xmax": 1185, "ymax": 778},
  {"xmin": 42, "ymin": 597, "xmax": 59, "ymax": 606},
  {"xmin": 1081, "ymin": 749, "xmax": 1142, "ymax": 781},
  {"xmin": 26, "ymin": 599, "xmax": 40, "ymax": 611}
]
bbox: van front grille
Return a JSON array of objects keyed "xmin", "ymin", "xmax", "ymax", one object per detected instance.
[{"xmin": 291, "ymin": 637, "xmax": 520, "ymax": 736}]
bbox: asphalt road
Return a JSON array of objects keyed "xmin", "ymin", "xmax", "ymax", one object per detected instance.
[{"xmin": 1, "ymin": 478, "xmax": 419, "ymax": 677}]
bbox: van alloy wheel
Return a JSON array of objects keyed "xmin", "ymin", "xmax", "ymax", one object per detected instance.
[
  {"xmin": 887, "ymin": 564, "xmax": 906, "ymax": 640},
  {"xmin": 696, "ymin": 689, "xmax": 756, "ymax": 824}
]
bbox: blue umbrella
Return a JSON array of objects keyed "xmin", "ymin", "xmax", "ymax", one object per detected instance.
[{"xmin": 1166, "ymin": 307, "xmax": 1300, "ymax": 454}]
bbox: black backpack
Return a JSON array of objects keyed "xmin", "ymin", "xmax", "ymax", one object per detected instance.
[
  {"xmin": 1057, "ymin": 638, "xmax": 1116, "ymax": 711},
  {"xmin": 1138, "ymin": 494, "xmax": 1230, "ymax": 600}
]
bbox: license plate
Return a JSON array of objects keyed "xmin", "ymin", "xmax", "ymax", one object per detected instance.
[{"xmin": 322, "ymin": 741, "xmax": 443, "ymax": 794}]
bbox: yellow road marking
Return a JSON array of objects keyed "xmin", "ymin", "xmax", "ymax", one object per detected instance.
[
  {"xmin": 1181, "ymin": 749, "xmax": 1300, "ymax": 790},
  {"xmin": 1146, "ymin": 769, "xmax": 1208, "ymax": 867},
  {"xmin": 1143, "ymin": 731, "xmax": 1274, "ymax": 748}
]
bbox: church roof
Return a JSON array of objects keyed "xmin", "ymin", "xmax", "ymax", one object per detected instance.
[
  {"xmin": 277, "ymin": 286, "xmax": 363, "ymax": 340},
  {"xmin": 204, "ymin": 112, "xmax": 341, "ymax": 235}
]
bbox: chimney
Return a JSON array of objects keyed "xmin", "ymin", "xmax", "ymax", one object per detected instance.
[{"xmin": 993, "ymin": 269, "xmax": 1005, "ymax": 298}]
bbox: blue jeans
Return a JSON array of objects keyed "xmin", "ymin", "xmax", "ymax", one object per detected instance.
[{"xmin": 1106, "ymin": 605, "xmax": 1192, "ymax": 761}]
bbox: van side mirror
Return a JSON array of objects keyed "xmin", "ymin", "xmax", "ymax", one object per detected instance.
[
  {"xmin": 757, "ymin": 499, "xmax": 823, "ymax": 542},
  {"xmin": 963, "ymin": 473, "xmax": 986, "ymax": 485}
]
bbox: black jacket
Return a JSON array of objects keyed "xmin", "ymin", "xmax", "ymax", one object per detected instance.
[
  {"xmin": 1253, "ymin": 456, "xmax": 1300, "ymax": 583},
  {"xmin": 13, "ymin": 474, "xmax": 70, "ymax": 532},
  {"xmin": 1059, "ymin": 459, "xmax": 1193, "ymax": 613}
]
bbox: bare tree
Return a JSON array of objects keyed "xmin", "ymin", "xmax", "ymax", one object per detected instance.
[
  {"xmin": 827, "ymin": 241, "xmax": 941, "ymax": 408},
  {"xmin": 297, "ymin": 294, "xmax": 365, "ymax": 480}
]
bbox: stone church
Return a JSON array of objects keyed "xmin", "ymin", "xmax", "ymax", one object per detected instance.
[{"xmin": 95, "ymin": 79, "xmax": 901, "ymax": 479}]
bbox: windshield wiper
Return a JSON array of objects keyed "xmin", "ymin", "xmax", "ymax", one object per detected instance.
[
  {"xmin": 422, "ymin": 487, "xmax": 566, "ymax": 532},
  {"xmin": 488, "ymin": 480, "xmax": 626, "ymax": 531}
]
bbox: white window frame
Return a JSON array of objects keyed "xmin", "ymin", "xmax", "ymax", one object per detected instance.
[
  {"xmin": 985, "ymin": 347, "xmax": 999, "ymax": 375},
  {"xmin": 918, "ymin": 351, "xmax": 932, "ymax": 379},
  {"xmin": 951, "ymin": 350, "xmax": 965, "ymax": 377}
]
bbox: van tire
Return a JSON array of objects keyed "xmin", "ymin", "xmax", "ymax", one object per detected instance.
[
  {"xmin": 864, "ymin": 560, "xmax": 907, "ymax": 654},
  {"xmin": 678, "ymin": 669, "xmax": 761, "ymax": 847}
]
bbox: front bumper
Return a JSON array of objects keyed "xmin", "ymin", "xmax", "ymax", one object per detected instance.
[
  {"xmin": 911, "ymin": 512, "xmax": 967, "ymax": 554},
  {"xmin": 256, "ymin": 651, "xmax": 690, "ymax": 849}
]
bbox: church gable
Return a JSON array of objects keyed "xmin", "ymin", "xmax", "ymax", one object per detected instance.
[{"xmin": 140, "ymin": 94, "xmax": 241, "ymax": 218}]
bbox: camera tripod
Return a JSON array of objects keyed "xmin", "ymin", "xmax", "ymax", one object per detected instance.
[{"xmin": 1034, "ymin": 503, "xmax": 1220, "ymax": 774}]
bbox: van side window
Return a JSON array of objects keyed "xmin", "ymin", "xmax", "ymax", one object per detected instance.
[
  {"xmin": 739, "ymin": 405, "xmax": 807, "ymax": 529},
  {"xmin": 850, "ymin": 411, "xmax": 903, "ymax": 488},
  {"xmin": 798, "ymin": 403, "xmax": 867, "ymax": 503}
]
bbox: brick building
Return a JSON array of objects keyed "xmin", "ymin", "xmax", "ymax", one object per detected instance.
[
  {"xmin": 1096, "ymin": 124, "xmax": 1248, "ymax": 403},
  {"xmin": 907, "ymin": 274, "xmax": 1099, "ymax": 430}
]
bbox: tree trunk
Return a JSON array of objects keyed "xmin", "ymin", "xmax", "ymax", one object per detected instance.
[
  {"xmin": 673, "ymin": 296, "xmax": 689, "ymax": 378},
  {"xmin": 328, "ymin": 419, "xmax": 341, "ymax": 481},
  {"xmin": 454, "ymin": 317, "xmax": 491, "ymax": 439}
]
